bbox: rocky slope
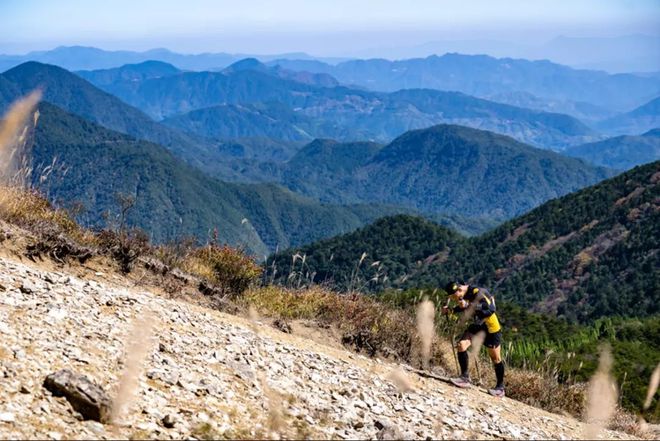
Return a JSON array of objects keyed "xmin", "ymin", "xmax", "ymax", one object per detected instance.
[{"xmin": 0, "ymin": 245, "xmax": 639, "ymax": 440}]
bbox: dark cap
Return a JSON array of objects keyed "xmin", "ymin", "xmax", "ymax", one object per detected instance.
[{"xmin": 444, "ymin": 281, "xmax": 460, "ymax": 295}]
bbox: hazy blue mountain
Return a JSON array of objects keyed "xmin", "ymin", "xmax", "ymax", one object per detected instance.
[
  {"xmin": 485, "ymin": 90, "xmax": 615, "ymax": 123},
  {"xmin": 31, "ymin": 102, "xmax": 408, "ymax": 256},
  {"xmin": 348, "ymin": 34, "xmax": 660, "ymax": 74},
  {"xmin": 564, "ymin": 131, "xmax": 660, "ymax": 170},
  {"xmin": 278, "ymin": 125, "xmax": 615, "ymax": 220},
  {"xmin": 0, "ymin": 46, "xmax": 171, "ymax": 71},
  {"xmin": 96, "ymin": 68, "xmax": 319, "ymax": 119},
  {"xmin": 76, "ymin": 60, "xmax": 181, "ymax": 86},
  {"xmin": 0, "ymin": 45, "xmax": 343, "ymax": 72},
  {"xmin": 222, "ymin": 58, "xmax": 339, "ymax": 87},
  {"xmin": 271, "ymin": 53, "xmax": 660, "ymax": 112},
  {"xmin": 597, "ymin": 97, "xmax": 660, "ymax": 136},
  {"xmin": 0, "ymin": 62, "xmax": 313, "ymax": 184},
  {"xmin": 101, "ymin": 64, "xmax": 597, "ymax": 149}
]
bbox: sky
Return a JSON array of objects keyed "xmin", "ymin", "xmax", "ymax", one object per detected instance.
[{"xmin": 1, "ymin": 0, "xmax": 659, "ymax": 56}]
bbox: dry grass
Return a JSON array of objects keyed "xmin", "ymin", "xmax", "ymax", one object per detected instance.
[
  {"xmin": 0, "ymin": 90, "xmax": 41, "ymax": 187},
  {"xmin": 583, "ymin": 346, "xmax": 617, "ymax": 439},
  {"xmin": 416, "ymin": 300, "xmax": 435, "ymax": 370},
  {"xmin": 243, "ymin": 285, "xmax": 415, "ymax": 360},
  {"xmin": 644, "ymin": 363, "xmax": 660, "ymax": 411},
  {"xmin": 505, "ymin": 367, "xmax": 587, "ymax": 416},
  {"xmin": 0, "ymin": 186, "xmax": 80, "ymax": 235}
]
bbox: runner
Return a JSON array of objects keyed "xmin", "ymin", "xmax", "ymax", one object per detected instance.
[{"xmin": 441, "ymin": 281, "xmax": 505, "ymax": 397}]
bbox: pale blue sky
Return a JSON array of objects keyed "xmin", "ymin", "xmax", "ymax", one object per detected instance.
[{"xmin": 1, "ymin": 0, "xmax": 659, "ymax": 55}]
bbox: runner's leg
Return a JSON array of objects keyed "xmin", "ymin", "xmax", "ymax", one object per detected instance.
[
  {"xmin": 456, "ymin": 329, "xmax": 473, "ymax": 378},
  {"xmin": 487, "ymin": 346, "xmax": 505, "ymax": 388}
]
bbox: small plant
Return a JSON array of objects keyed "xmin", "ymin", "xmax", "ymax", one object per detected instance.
[
  {"xmin": 96, "ymin": 193, "xmax": 151, "ymax": 273},
  {"xmin": 97, "ymin": 228, "xmax": 150, "ymax": 274},
  {"xmin": 152, "ymin": 236, "xmax": 197, "ymax": 269}
]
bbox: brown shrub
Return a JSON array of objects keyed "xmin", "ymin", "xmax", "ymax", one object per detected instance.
[
  {"xmin": 185, "ymin": 244, "xmax": 262, "ymax": 297},
  {"xmin": 505, "ymin": 367, "xmax": 586, "ymax": 416},
  {"xmin": 151, "ymin": 237, "xmax": 196, "ymax": 269},
  {"xmin": 97, "ymin": 228, "xmax": 150, "ymax": 274}
]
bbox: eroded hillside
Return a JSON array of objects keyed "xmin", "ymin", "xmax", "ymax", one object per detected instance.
[{"xmin": 0, "ymin": 234, "xmax": 640, "ymax": 440}]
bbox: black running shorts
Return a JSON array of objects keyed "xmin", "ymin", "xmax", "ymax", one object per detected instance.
[{"xmin": 461, "ymin": 323, "xmax": 502, "ymax": 348}]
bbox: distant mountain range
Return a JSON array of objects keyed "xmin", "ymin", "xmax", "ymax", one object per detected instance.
[
  {"xmin": 162, "ymin": 102, "xmax": 314, "ymax": 142},
  {"xmin": 565, "ymin": 129, "xmax": 660, "ymax": 170},
  {"xmin": 74, "ymin": 58, "xmax": 599, "ymax": 150},
  {"xmin": 0, "ymin": 59, "xmax": 641, "ymax": 252},
  {"xmin": 271, "ymin": 53, "xmax": 660, "ymax": 113},
  {"xmin": 354, "ymin": 35, "xmax": 660, "ymax": 74},
  {"xmin": 3, "ymin": 36, "xmax": 658, "ymax": 74},
  {"xmin": 0, "ymin": 45, "xmax": 347, "ymax": 72}
]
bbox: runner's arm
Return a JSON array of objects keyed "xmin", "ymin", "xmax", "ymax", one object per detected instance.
[{"xmin": 477, "ymin": 294, "xmax": 496, "ymax": 317}]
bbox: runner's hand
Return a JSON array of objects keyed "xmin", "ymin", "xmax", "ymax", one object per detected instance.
[{"xmin": 441, "ymin": 306, "xmax": 449, "ymax": 315}]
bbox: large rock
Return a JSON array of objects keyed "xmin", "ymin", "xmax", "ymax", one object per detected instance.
[{"xmin": 43, "ymin": 369, "xmax": 112, "ymax": 423}]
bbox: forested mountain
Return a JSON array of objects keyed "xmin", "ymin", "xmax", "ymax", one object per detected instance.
[
  {"xmin": 30, "ymin": 102, "xmax": 408, "ymax": 256},
  {"xmin": 1, "ymin": 62, "xmax": 218, "ymax": 167},
  {"xmin": 80, "ymin": 60, "xmax": 598, "ymax": 149},
  {"xmin": 277, "ymin": 125, "xmax": 614, "ymax": 220},
  {"xmin": 271, "ymin": 53, "xmax": 660, "ymax": 113},
  {"xmin": 266, "ymin": 215, "xmax": 466, "ymax": 291},
  {"xmin": 0, "ymin": 75, "xmax": 19, "ymax": 108},
  {"xmin": 597, "ymin": 96, "xmax": 660, "ymax": 136},
  {"xmin": 269, "ymin": 160, "xmax": 659, "ymax": 323},
  {"xmin": 564, "ymin": 130, "xmax": 660, "ymax": 170},
  {"xmin": 162, "ymin": 102, "xmax": 315, "ymax": 142}
]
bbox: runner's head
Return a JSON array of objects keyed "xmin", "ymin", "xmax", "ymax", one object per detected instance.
[{"xmin": 444, "ymin": 281, "xmax": 467, "ymax": 299}]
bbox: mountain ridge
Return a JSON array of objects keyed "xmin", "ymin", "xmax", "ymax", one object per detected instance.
[
  {"xmin": 271, "ymin": 53, "xmax": 660, "ymax": 112},
  {"xmin": 278, "ymin": 124, "xmax": 614, "ymax": 220}
]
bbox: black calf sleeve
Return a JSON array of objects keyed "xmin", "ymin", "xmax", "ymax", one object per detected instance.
[
  {"xmin": 494, "ymin": 361, "xmax": 505, "ymax": 387},
  {"xmin": 458, "ymin": 350, "xmax": 469, "ymax": 377}
]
